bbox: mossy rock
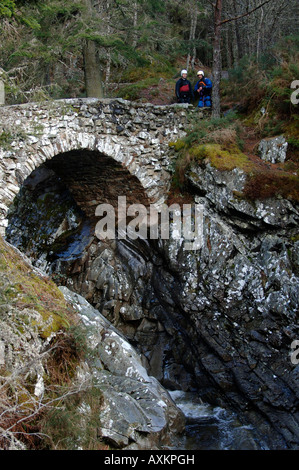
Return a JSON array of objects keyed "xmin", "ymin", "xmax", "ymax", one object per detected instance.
[
  {"xmin": 0, "ymin": 235, "xmax": 75, "ymax": 339},
  {"xmin": 188, "ymin": 143, "xmax": 254, "ymax": 173}
]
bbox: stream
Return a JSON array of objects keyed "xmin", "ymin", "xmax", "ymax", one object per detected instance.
[{"xmin": 169, "ymin": 391, "xmax": 267, "ymax": 450}]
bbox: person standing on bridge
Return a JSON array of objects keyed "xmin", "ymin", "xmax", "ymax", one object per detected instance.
[
  {"xmin": 194, "ymin": 70, "xmax": 212, "ymax": 108},
  {"xmin": 175, "ymin": 70, "xmax": 194, "ymax": 104}
]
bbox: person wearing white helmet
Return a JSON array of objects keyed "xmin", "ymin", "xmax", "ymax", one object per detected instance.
[
  {"xmin": 175, "ymin": 69, "xmax": 194, "ymax": 104},
  {"xmin": 194, "ymin": 70, "xmax": 212, "ymax": 108}
]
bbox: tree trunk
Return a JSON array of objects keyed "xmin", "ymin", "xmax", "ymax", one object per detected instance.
[
  {"xmin": 212, "ymin": 0, "xmax": 222, "ymax": 118},
  {"xmin": 225, "ymin": 26, "xmax": 232, "ymax": 69},
  {"xmin": 83, "ymin": 39, "xmax": 104, "ymax": 98},
  {"xmin": 233, "ymin": 0, "xmax": 243, "ymax": 63},
  {"xmin": 191, "ymin": 12, "xmax": 198, "ymax": 70},
  {"xmin": 83, "ymin": 0, "xmax": 103, "ymax": 98},
  {"xmin": 256, "ymin": 7, "xmax": 264, "ymax": 59},
  {"xmin": 186, "ymin": 12, "xmax": 197, "ymax": 70},
  {"xmin": 132, "ymin": 1, "xmax": 138, "ymax": 49},
  {"xmin": 105, "ymin": 0, "xmax": 112, "ymax": 91}
]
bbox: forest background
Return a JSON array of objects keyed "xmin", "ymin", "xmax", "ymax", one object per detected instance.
[{"xmin": 0, "ymin": 0, "xmax": 299, "ymax": 186}]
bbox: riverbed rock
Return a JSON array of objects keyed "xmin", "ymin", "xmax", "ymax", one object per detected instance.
[{"xmin": 59, "ymin": 286, "xmax": 185, "ymax": 449}]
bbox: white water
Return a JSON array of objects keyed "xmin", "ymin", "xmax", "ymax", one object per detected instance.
[{"xmin": 169, "ymin": 390, "xmax": 268, "ymax": 450}]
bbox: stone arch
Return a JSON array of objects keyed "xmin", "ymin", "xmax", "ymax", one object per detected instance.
[
  {"xmin": 0, "ymin": 97, "xmax": 195, "ymax": 234},
  {"xmin": 41, "ymin": 147, "xmax": 153, "ymax": 218},
  {"xmin": 0, "ymin": 130, "xmax": 169, "ymax": 233},
  {"xmin": 4, "ymin": 141, "xmax": 159, "ymax": 272},
  {"xmin": 18, "ymin": 130, "xmax": 164, "ymax": 203}
]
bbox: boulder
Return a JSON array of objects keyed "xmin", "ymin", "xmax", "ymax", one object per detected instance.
[
  {"xmin": 258, "ymin": 135, "xmax": 288, "ymax": 164},
  {"xmin": 59, "ymin": 286, "xmax": 185, "ymax": 449}
]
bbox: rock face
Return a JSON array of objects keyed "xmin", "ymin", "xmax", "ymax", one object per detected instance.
[
  {"xmin": 4, "ymin": 144, "xmax": 299, "ymax": 450},
  {"xmin": 59, "ymin": 286, "xmax": 185, "ymax": 449},
  {"xmin": 186, "ymin": 161, "xmax": 299, "ymax": 448},
  {"xmin": 258, "ymin": 135, "xmax": 288, "ymax": 164},
  {"xmin": 0, "ymin": 234, "xmax": 185, "ymax": 450}
]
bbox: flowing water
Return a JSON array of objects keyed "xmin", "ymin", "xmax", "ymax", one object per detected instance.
[{"xmin": 169, "ymin": 390, "xmax": 268, "ymax": 450}]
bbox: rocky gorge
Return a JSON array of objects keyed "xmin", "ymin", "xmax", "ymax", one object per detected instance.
[
  {"xmin": 0, "ymin": 100, "xmax": 298, "ymax": 450},
  {"xmin": 0, "ymin": 100, "xmax": 299, "ymax": 449}
]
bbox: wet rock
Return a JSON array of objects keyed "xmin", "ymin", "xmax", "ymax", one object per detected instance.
[{"xmin": 59, "ymin": 286, "xmax": 185, "ymax": 449}]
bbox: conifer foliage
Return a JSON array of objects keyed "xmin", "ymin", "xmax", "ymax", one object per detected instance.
[{"xmin": 0, "ymin": 0, "xmax": 298, "ymax": 111}]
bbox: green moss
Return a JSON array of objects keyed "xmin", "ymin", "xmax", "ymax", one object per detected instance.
[
  {"xmin": 0, "ymin": 130, "xmax": 13, "ymax": 146},
  {"xmin": 0, "ymin": 235, "xmax": 75, "ymax": 339},
  {"xmin": 169, "ymin": 139, "xmax": 186, "ymax": 151},
  {"xmin": 198, "ymin": 143, "xmax": 254, "ymax": 172},
  {"xmin": 174, "ymin": 142, "xmax": 254, "ymax": 179}
]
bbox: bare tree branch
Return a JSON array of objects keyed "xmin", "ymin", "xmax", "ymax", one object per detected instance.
[
  {"xmin": 206, "ymin": 0, "xmax": 216, "ymax": 8},
  {"xmin": 219, "ymin": 0, "xmax": 273, "ymax": 26}
]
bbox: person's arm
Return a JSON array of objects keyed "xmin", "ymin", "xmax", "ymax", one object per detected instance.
[
  {"xmin": 195, "ymin": 80, "xmax": 204, "ymax": 95},
  {"xmin": 175, "ymin": 79, "xmax": 181, "ymax": 99},
  {"xmin": 189, "ymin": 81, "xmax": 195, "ymax": 100},
  {"xmin": 204, "ymin": 78, "xmax": 212, "ymax": 91}
]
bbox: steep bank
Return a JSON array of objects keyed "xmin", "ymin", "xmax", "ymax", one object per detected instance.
[{"xmin": 0, "ymin": 235, "xmax": 185, "ymax": 450}]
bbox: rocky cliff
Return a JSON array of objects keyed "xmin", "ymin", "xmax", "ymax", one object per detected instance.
[
  {"xmin": 0, "ymin": 235, "xmax": 185, "ymax": 450},
  {"xmin": 2, "ymin": 139, "xmax": 299, "ymax": 450}
]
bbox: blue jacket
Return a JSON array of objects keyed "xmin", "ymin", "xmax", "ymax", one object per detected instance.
[{"xmin": 194, "ymin": 77, "xmax": 212, "ymax": 95}]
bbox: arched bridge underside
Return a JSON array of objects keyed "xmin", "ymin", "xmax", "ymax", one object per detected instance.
[{"xmin": 0, "ymin": 98, "xmax": 192, "ymax": 234}]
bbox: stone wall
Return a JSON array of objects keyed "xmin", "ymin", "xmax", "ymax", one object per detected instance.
[{"xmin": 0, "ymin": 98, "xmax": 195, "ymax": 234}]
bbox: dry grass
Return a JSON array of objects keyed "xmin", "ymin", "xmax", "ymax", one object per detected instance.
[
  {"xmin": 0, "ymin": 235, "xmax": 86, "ymax": 450},
  {"xmin": 200, "ymin": 127, "xmax": 238, "ymax": 146},
  {"xmin": 244, "ymin": 170, "xmax": 299, "ymax": 202}
]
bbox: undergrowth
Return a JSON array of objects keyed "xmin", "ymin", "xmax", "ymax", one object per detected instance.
[
  {"xmin": 222, "ymin": 35, "xmax": 299, "ymax": 142},
  {"xmin": 0, "ymin": 235, "xmax": 100, "ymax": 450},
  {"xmin": 169, "ymin": 112, "xmax": 247, "ymax": 188},
  {"xmin": 169, "ymin": 109, "xmax": 299, "ymax": 202}
]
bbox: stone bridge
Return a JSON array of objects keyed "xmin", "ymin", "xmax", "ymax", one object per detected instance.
[{"xmin": 0, "ymin": 97, "xmax": 196, "ymax": 235}]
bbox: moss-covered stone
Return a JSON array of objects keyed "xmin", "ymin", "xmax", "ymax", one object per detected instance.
[
  {"xmin": 0, "ymin": 235, "xmax": 74, "ymax": 339},
  {"xmin": 168, "ymin": 139, "xmax": 186, "ymax": 152},
  {"xmin": 188, "ymin": 143, "xmax": 254, "ymax": 172}
]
